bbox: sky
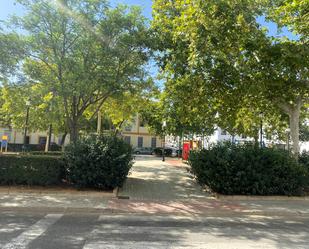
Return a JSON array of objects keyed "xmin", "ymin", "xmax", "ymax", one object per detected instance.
[
  {"xmin": 0, "ymin": 0, "xmax": 296, "ymax": 86},
  {"xmin": 0, "ymin": 0, "xmax": 153, "ymax": 20},
  {"xmin": 0, "ymin": 0, "xmax": 296, "ymax": 39}
]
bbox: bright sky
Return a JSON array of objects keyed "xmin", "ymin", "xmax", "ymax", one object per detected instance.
[
  {"xmin": 0, "ymin": 0, "xmax": 153, "ymax": 20},
  {"xmin": 0, "ymin": 0, "xmax": 296, "ymax": 40}
]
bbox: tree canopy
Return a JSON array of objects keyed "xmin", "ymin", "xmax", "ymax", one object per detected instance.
[
  {"xmin": 1, "ymin": 0, "xmax": 153, "ymax": 144},
  {"xmin": 151, "ymin": 0, "xmax": 309, "ymax": 153}
]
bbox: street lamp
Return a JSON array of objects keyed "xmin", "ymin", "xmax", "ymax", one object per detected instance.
[
  {"xmin": 259, "ymin": 112, "xmax": 263, "ymax": 148},
  {"xmin": 285, "ymin": 128, "xmax": 291, "ymax": 152},
  {"xmin": 162, "ymin": 121, "xmax": 167, "ymax": 162},
  {"xmin": 22, "ymin": 99, "xmax": 31, "ymax": 152}
]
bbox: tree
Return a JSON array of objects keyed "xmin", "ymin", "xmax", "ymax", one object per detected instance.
[
  {"xmin": 9, "ymin": 0, "xmax": 150, "ymax": 143},
  {"xmin": 152, "ymin": 0, "xmax": 308, "ymax": 153},
  {"xmin": 253, "ymin": 41, "xmax": 309, "ymax": 153},
  {"xmin": 0, "ymin": 30, "xmax": 24, "ymax": 80},
  {"xmin": 270, "ymin": 0, "xmax": 309, "ymax": 42},
  {"xmin": 0, "ymin": 82, "xmax": 66, "ymax": 134}
]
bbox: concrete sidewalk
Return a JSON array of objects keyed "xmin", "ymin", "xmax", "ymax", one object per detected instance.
[
  {"xmin": 119, "ymin": 156, "xmax": 210, "ymax": 200},
  {"xmin": 1, "ymin": 157, "xmax": 309, "ymax": 217},
  {"xmin": 1, "ymin": 191, "xmax": 309, "ymax": 217}
]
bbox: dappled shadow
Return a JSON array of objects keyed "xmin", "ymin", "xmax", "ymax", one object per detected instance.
[
  {"xmin": 108, "ymin": 199, "xmax": 244, "ymax": 216},
  {"xmin": 120, "ymin": 157, "xmax": 211, "ymax": 201},
  {"xmin": 94, "ymin": 215, "xmax": 309, "ymax": 248},
  {"xmin": 0, "ymin": 194, "xmax": 109, "ymax": 209}
]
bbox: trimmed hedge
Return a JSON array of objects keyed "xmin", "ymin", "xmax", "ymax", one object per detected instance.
[
  {"xmin": 0, "ymin": 155, "xmax": 65, "ymax": 186},
  {"xmin": 29, "ymin": 151, "xmax": 63, "ymax": 156},
  {"xmin": 2, "ymin": 143, "xmax": 62, "ymax": 152},
  {"xmin": 189, "ymin": 143, "xmax": 308, "ymax": 196},
  {"xmin": 64, "ymin": 135, "xmax": 133, "ymax": 190}
]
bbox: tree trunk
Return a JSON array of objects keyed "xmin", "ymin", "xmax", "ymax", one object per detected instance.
[
  {"xmin": 69, "ymin": 118, "xmax": 79, "ymax": 144},
  {"xmin": 289, "ymin": 100, "xmax": 301, "ymax": 155},
  {"xmin": 60, "ymin": 132, "xmax": 67, "ymax": 151},
  {"xmin": 45, "ymin": 124, "xmax": 52, "ymax": 152},
  {"xmin": 97, "ymin": 111, "xmax": 102, "ymax": 135}
]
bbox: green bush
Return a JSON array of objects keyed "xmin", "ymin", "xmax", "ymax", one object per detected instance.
[
  {"xmin": 64, "ymin": 135, "xmax": 133, "ymax": 189},
  {"xmin": 0, "ymin": 155, "xmax": 65, "ymax": 186},
  {"xmin": 299, "ymin": 152, "xmax": 309, "ymax": 186},
  {"xmin": 189, "ymin": 143, "xmax": 308, "ymax": 196}
]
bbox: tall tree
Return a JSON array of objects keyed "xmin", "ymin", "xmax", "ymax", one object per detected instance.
[
  {"xmin": 152, "ymin": 0, "xmax": 308, "ymax": 153},
  {"xmin": 10, "ymin": 0, "xmax": 150, "ymax": 143}
]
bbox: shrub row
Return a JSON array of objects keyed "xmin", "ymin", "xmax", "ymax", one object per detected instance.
[
  {"xmin": 2, "ymin": 143, "xmax": 62, "ymax": 152},
  {"xmin": 0, "ymin": 155, "xmax": 64, "ymax": 186},
  {"xmin": 0, "ymin": 135, "xmax": 133, "ymax": 189},
  {"xmin": 29, "ymin": 151, "xmax": 63, "ymax": 156},
  {"xmin": 189, "ymin": 143, "xmax": 309, "ymax": 196}
]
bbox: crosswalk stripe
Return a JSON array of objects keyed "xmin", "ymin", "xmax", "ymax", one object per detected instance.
[{"xmin": 2, "ymin": 214, "xmax": 63, "ymax": 249}]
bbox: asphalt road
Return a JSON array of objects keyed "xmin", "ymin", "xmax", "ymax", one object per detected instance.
[{"xmin": 1, "ymin": 211, "xmax": 309, "ymax": 249}]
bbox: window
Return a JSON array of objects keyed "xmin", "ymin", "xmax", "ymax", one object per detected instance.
[
  {"xmin": 124, "ymin": 136, "xmax": 131, "ymax": 145},
  {"xmin": 221, "ymin": 130, "xmax": 227, "ymax": 135},
  {"xmin": 138, "ymin": 137, "xmax": 143, "ymax": 147},
  {"xmin": 151, "ymin": 137, "xmax": 157, "ymax": 148},
  {"xmin": 38, "ymin": 136, "xmax": 47, "ymax": 145}
]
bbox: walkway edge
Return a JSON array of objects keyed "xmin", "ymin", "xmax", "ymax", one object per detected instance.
[{"xmin": 216, "ymin": 193, "xmax": 309, "ymax": 201}]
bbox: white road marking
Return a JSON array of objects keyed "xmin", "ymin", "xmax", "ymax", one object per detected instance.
[{"xmin": 2, "ymin": 214, "xmax": 63, "ymax": 249}]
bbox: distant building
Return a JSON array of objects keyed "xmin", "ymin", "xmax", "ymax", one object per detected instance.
[
  {"xmin": 121, "ymin": 115, "xmax": 162, "ymax": 148},
  {"xmin": 0, "ymin": 126, "xmax": 64, "ymax": 147}
]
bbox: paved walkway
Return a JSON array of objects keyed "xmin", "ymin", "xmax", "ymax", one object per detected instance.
[
  {"xmin": 119, "ymin": 156, "xmax": 211, "ymax": 201},
  {"xmin": 1, "ymin": 156, "xmax": 309, "ymax": 217}
]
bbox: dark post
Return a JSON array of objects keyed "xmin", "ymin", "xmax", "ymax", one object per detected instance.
[
  {"xmin": 162, "ymin": 121, "xmax": 167, "ymax": 162},
  {"xmin": 47, "ymin": 124, "xmax": 52, "ymax": 151},
  {"xmin": 23, "ymin": 104, "xmax": 30, "ymax": 152}
]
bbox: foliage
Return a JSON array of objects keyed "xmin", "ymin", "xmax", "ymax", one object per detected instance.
[
  {"xmin": 0, "ymin": 31, "xmax": 24, "ymax": 79},
  {"xmin": 270, "ymin": 0, "xmax": 309, "ymax": 41},
  {"xmin": 299, "ymin": 151, "xmax": 309, "ymax": 171},
  {"xmin": 64, "ymin": 135, "xmax": 133, "ymax": 189},
  {"xmin": 0, "ymin": 83, "xmax": 66, "ymax": 133},
  {"xmin": 189, "ymin": 143, "xmax": 308, "ymax": 195},
  {"xmin": 300, "ymin": 122, "xmax": 309, "ymax": 142},
  {"xmin": 97, "ymin": 86, "xmax": 158, "ymax": 135},
  {"xmin": 152, "ymin": 0, "xmax": 309, "ymax": 154},
  {"xmin": 0, "ymin": 155, "xmax": 64, "ymax": 186},
  {"xmin": 3, "ymin": 0, "xmax": 151, "ymax": 143}
]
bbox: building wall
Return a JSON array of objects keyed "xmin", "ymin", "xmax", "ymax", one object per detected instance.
[
  {"xmin": 0, "ymin": 127, "xmax": 60, "ymax": 145},
  {"xmin": 121, "ymin": 114, "xmax": 162, "ymax": 148}
]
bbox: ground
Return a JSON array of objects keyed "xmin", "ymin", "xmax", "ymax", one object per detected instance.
[{"xmin": 1, "ymin": 156, "xmax": 309, "ymax": 248}]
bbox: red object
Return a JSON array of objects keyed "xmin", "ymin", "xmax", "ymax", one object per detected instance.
[{"xmin": 182, "ymin": 142, "xmax": 190, "ymax": 160}]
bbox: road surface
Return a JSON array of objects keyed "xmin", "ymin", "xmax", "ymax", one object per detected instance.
[{"xmin": 1, "ymin": 211, "xmax": 309, "ymax": 249}]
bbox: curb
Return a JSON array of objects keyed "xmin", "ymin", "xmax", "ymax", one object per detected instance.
[
  {"xmin": 215, "ymin": 194, "xmax": 309, "ymax": 201},
  {"xmin": 113, "ymin": 187, "xmax": 119, "ymax": 197},
  {"xmin": 0, "ymin": 187, "xmax": 115, "ymax": 198},
  {"xmin": 2, "ymin": 206, "xmax": 309, "ymax": 218}
]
